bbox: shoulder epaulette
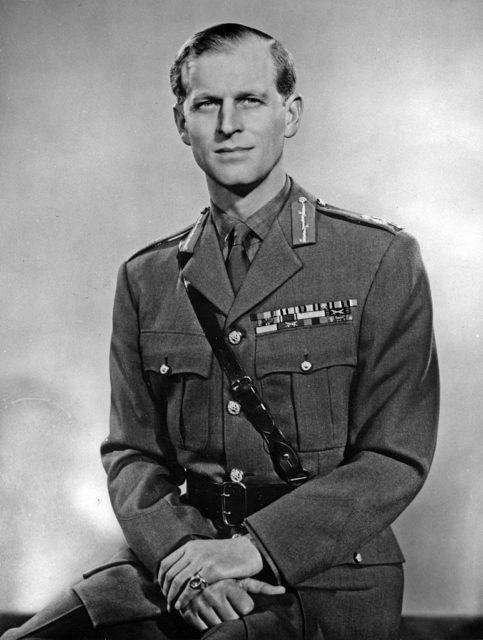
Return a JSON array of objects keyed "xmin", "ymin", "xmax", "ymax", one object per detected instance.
[
  {"xmin": 178, "ymin": 208, "xmax": 211, "ymax": 255},
  {"xmin": 316, "ymin": 199, "xmax": 404, "ymax": 233},
  {"xmin": 127, "ymin": 223, "xmax": 195, "ymax": 262}
]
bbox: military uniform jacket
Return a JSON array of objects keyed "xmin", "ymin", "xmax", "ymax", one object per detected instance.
[{"xmin": 77, "ymin": 180, "xmax": 439, "ymax": 623}]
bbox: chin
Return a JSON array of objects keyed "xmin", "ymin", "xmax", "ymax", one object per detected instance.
[{"xmin": 209, "ymin": 167, "xmax": 270, "ymax": 191}]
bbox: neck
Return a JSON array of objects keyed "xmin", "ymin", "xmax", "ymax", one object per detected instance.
[{"xmin": 207, "ymin": 164, "xmax": 287, "ymax": 221}]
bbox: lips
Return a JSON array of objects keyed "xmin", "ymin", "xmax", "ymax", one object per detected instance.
[{"xmin": 215, "ymin": 146, "xmax": 253, "ymax": 153}]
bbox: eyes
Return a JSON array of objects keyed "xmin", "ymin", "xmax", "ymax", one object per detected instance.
[
  {"xmin": 193, "ymin": 97, "xmax": 263, "ymax": 111},
  {"xmin": 194, "ymin": 99, "xmax": 217, "ymax": 111}
]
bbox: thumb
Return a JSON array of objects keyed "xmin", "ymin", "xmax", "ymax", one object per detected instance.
[{"xmin": 240, "ymin": 578, "xmax": 286, "ymax": 595}]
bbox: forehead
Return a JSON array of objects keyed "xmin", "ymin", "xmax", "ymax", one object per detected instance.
[{"xmin": 182, "ymin": 38, "xmax": 278, "ymax": 97}]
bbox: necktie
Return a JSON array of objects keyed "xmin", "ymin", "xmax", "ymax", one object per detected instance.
[{"xmin": 226, "ymin": 220, "xmax": 251, "ymax": 294}]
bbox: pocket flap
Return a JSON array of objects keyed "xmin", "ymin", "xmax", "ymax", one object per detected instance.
[
  {"xmin": 140, "ymin": 331, "xmax": 212, "ymax": 378},
  {"xmin": 256, "ymin": 325, "xmax": 357, "ymax": 378}
]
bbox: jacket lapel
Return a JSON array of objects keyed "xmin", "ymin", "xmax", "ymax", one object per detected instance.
[
  {"xmin": 180, "ymin": 180, "xmax": 313, "ymax": 323},
  {"xmin": 180, "ymin": 215, "xmax": 234, "ymax": 316},
  {"xmin": 226, "ymin": 207, "xmax": 303, "ymax": 326}
]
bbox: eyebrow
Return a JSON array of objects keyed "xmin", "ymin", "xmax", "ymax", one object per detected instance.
[{"xmin": 237, "ymin": 90, "xmax": 269, "ymax": 100}]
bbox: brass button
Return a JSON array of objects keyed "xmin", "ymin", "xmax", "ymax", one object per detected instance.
[
  {"xmin": 230, "ymin": 468, "xmax": 245, "ymax": 483},
  {"xmin": 228, "ymin": 330, "xmax": 243, "ymax": 345},
  {"xmin": 300, "ymin": 360, "xmax": 313, "ymax": 372},
  {"xmin": 227, "ymin": 400, "xmax": 241, "ymax": 416},
  {"xmin": 159, "ymin": 363, "xmax": 171, "ymax": 375},
  {"xmin": 353, "ymin": 552, "xmax": 362, "ymax": 564}
]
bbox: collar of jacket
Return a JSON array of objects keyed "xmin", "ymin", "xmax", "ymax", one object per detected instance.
[{"xmin": 178, "ymin": 179, "xmax": 316, "ymax": 324}]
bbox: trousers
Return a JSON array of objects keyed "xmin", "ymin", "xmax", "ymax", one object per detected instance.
[
  {"xmin": 0, "ymin": 594, "xmax": 302, "ymax": 640},
  {"xmin": 1, "ymin": 563, "xmax": 403, "ymax": 640}
]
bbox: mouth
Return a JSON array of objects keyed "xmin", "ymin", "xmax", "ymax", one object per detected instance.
[{"xmin": 215, "ymin": 146, "xmax": 254, "ymax": 154}]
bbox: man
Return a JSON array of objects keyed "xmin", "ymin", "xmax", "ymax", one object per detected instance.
[{"xmin": 3, "ymin": 22, "xmax": 439, "ymax": 640}]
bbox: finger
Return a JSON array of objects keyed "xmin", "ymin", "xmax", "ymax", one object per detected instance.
[
  {"xmin": 166, "ymin": 565, "xmax": 194, "ymax": 610},
  {"xmin": 201, "ymin": 587, "xmax": 240, "ymax": 622},
  {"xmin": 240, "ymin": 578, "xmax": 286, "ymax": 595},
  {"xmin": 160, "ymin": 555, "xmax": 190, "ymax": 598},
  {"xmin": 173, "ymin": 578, "xmax": 203, "ymax": 611},
  {"xmin": 180, "ymin": 607, "xmax": 208, "ymax": 632},
  {"xmin": 167, "ymin": 564, "xmax": 208, "ymax": 610},
  {"xmin": 158, "ymin": 546, "xmax": 185, "ymax": 583},
  {"xmin": 196, "ymin": 602, "xmax": 223, "ymax": 629},
  {"xmin": 210, "ymin": 597, "xmax": 240, "ymax": 622},
  {"xmin": 226, "ymin": 589, "xmax": 255, "ymax": 617}
]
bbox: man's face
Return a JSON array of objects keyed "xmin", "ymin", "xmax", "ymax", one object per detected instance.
[{"xmin": 174, "ymin": 38, "xmax": 301, "ymax": 192}]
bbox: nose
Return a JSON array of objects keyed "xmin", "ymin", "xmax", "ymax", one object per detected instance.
[{"xmin": 217, "ymin": 101, "xmax": 242, "ymax": 137}]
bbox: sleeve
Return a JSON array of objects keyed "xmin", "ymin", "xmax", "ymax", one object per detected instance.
[
  {"xmin": 244, "ymin": 232, "xmax": 439, "ymax": 585},
  {"xmin": 101, "ymin": 262, "xmax": 217, "ymax": 576}
]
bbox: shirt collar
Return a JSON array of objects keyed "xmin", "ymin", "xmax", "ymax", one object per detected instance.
[{"xmin": 210, "ymin": 176, "xmax": 292, "ymax": 244}]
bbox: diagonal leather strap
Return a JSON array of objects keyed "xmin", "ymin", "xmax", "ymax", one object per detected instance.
[{"xmin": 181, "ymin": 278, "xmax": 308, "ymax": 484}]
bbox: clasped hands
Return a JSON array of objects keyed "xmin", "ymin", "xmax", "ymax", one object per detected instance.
[{"xmin": 158, "ymin": 537, "xmax": 285, "ymax": 631}]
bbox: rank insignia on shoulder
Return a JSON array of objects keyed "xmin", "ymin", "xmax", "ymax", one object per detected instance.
[
  {"xmin": 317, "ymin": 200, "xmax": 404, "ymax": 233},
  {"xmin": 128, "ymin": 224, "xmax": 195, "ymax": 261},
  {"xmin": 178, "ymin": 208, "xmax": 210, "ymax": 255},
  {"xmin": 251, "ymin": 299, "xmax": 358, "ymax": 335},
  {"xmin": 292, "ymin": 196, "xmax": 317, "ymax": 246},
  {"xmin": 359, "ymin": 213, "xmax": 404, "ymax": 232}
]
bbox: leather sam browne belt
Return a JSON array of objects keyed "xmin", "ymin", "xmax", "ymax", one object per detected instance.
[
  {"xmin": 186, "ymin": 473, "xmax": 296, "ymax": 529},
  {"xmin": 179, "ymin": 274, "xmax": 308, "ymax": 485}
]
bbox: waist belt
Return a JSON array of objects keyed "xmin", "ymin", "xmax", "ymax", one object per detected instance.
[{"xmin": 186, "ymin": 474, "xmax": 295, "ymax": 528}]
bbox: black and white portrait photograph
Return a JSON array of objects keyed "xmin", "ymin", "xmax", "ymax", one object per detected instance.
[{"xmin": 0, "ymin": 1, "xmax": 481, "ymax": 639}]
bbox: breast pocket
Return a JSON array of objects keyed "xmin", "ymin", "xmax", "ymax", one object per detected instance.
[
  {"xmin": 255, "ymin": 325, "xmax": 357, "ymax": 452},
  {"xmin": 140, "ymin": 331, "xmax": 213, "ymax": 451}
]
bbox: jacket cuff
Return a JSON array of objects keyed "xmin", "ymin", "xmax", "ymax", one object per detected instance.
[{"xmin": 244, "ymin": 525, "xmax": 282, "ymax": 585}]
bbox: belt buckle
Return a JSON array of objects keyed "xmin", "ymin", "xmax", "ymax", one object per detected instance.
[{"xmin": 221, "ymin": 481, "xmax": 246, "ymax": 526}]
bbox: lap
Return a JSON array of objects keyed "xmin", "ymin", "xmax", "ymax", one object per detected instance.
[
  {"xmin": 2, "ymin": 562, "xmax": 402, "ymax": 640},
  {"xmin": 300, "ymin": 563, "xmax": 404, "ymax": 640}
]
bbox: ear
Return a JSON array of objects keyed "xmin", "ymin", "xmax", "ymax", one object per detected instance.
[
  {"xmin": 173, "ymin": 104, "xmax": 191, "ymax": 146},
  {"xmin": 283, "ymin": 93, "xmax": 303, "ymax": 139}
]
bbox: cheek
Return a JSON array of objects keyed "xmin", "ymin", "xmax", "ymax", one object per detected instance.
[
  {"xmin": 261, "ymin": 128, "xmax": 285, "ymax": 158},
  {"xmin": 258, "ymin": 117, "xmax": 286, "ymax": 149},
  {"xmin": 188, "ymin": 133, "xmax": 211, "ymax": 160},
  {"xmin": 184, "ymin": 118, "xmax": 212, "ymax": 147}
]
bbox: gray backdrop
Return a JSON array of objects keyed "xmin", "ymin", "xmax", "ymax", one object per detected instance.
[{"xmin": 1, "ymin": 0, "xmax": 482, "ymax": 617}]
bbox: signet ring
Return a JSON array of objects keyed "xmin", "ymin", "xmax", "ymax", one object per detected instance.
[{"xmin": 189, "ymin": 572, "xmax": 207, "ymax": 591}]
